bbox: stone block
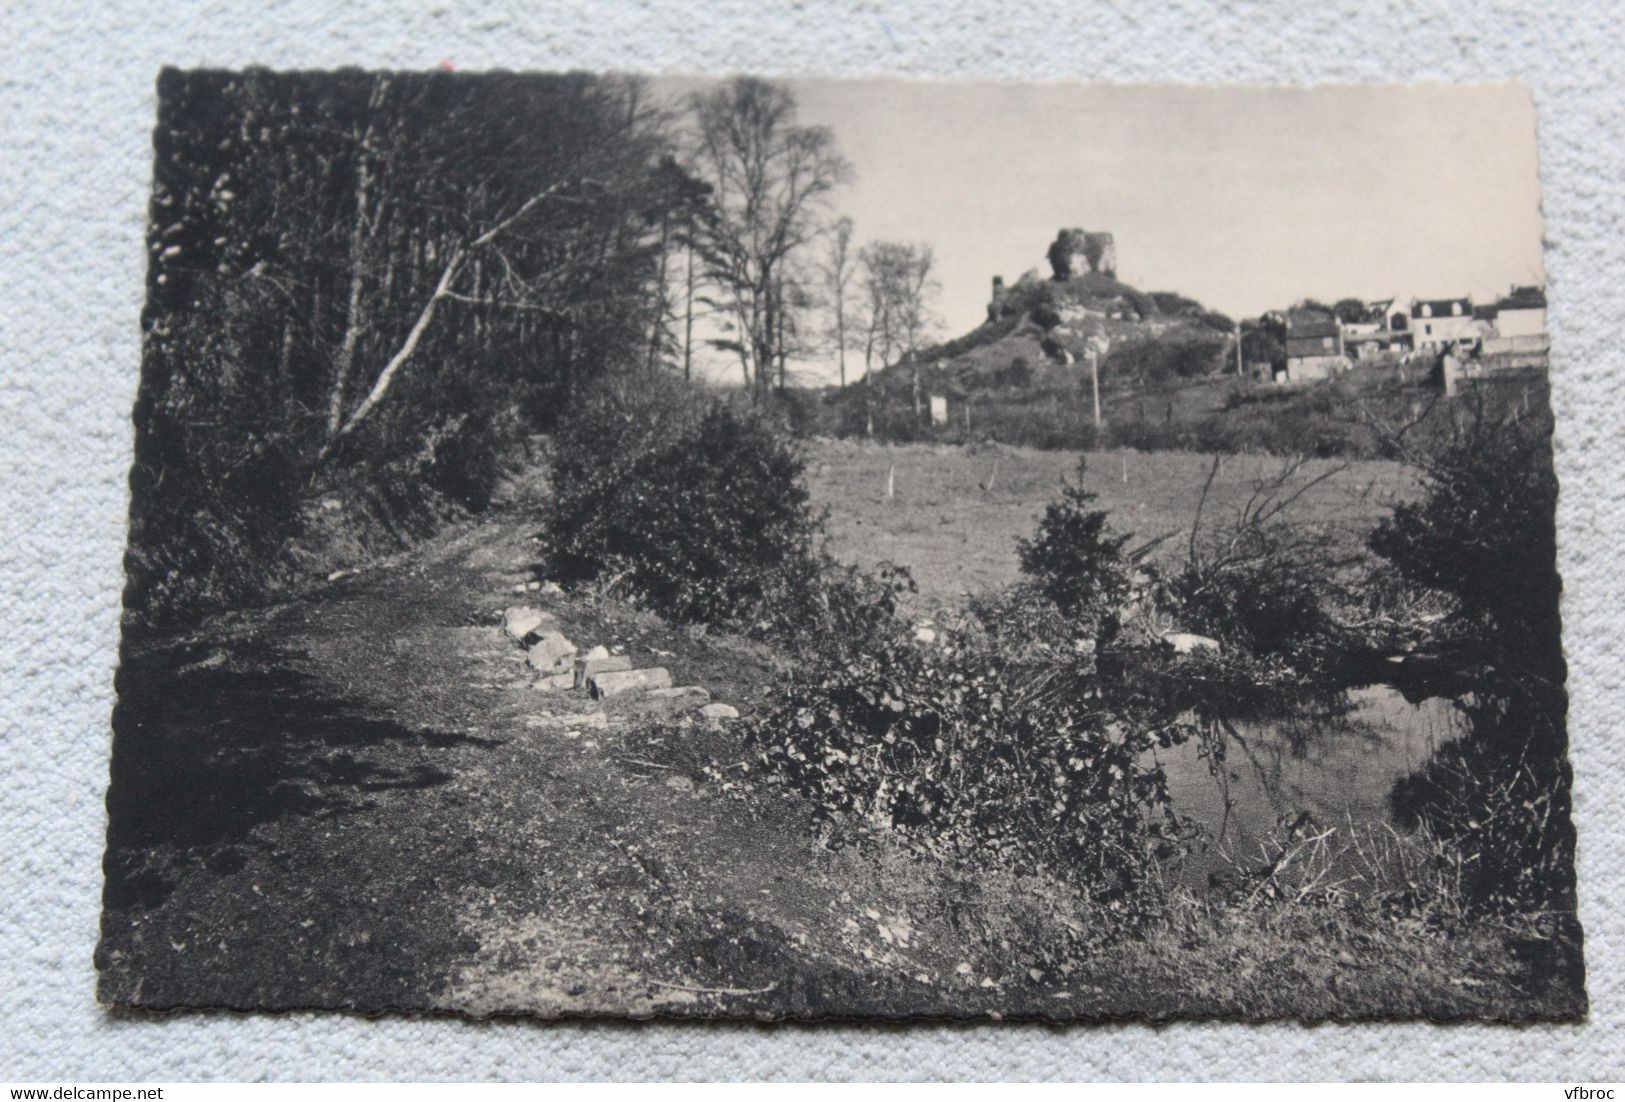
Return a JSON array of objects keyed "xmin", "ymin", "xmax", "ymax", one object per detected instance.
[
  {"xmin": 588, "ymin": 667, "xmax": 672, "ymax": 698},
  {"xmin": 647, "ymin": 685, "xmax": 711, "ymax": 709},
  {"xmin": 574, "ymin": 653, "xmax": 633, "ymax": 688},
  {"xmin": 504, "ymin": 606, "xmax": 554, "ymax": 641},
  {"xmin": 526, "ymin": 629, "xmax": 577, "ymax": 674},
  {"xmin": 1162, "ymin": 632, "xmax": 1221, "ymax": 656}
]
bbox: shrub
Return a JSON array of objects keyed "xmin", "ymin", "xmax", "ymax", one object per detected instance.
[
  {"xmin": 1153, "ymin": 457, "xmax": 1357, "ymax": 673},
  {"xmin": 1016, "ymin": 461, "xmax": 1133, "ymax": 635},
  {"xmin": 1369, "ymin": 415, "xmax": 1562, "ymax": 683},
  {"xmin": 741, "ymin": 629, "xmax": 1195, "ymax": 900},
  {"xmin": 1103, "ymin": 332, "xmax": 1229, "ymax": 386},
  {"xmin": 541, "ymin": 397, "xmax": 818, "ymax": 627},
  {"xmin": 124, "ymin": 411, "xmax": 305, "ymax": 624},
  {"xmin": 1162, "ymin": 523, "xmax": 1346, "ymax": 668},
  {"xmin": 760, "ymin": 558, "xmax": 917, "ymax": 662}
]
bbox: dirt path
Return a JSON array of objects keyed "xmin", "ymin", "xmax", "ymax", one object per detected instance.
[{"xmin": 97, "ymin": 504, "xmax": 965, "ymax": 1018}]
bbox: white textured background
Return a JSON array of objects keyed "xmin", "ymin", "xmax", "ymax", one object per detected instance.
[{"xmin": 2, "ymin": 0, "xmax": 1621, "ymax": 1081}]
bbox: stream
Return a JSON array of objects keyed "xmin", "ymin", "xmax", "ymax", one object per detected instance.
[{"xmin": 1150, "ymin": 684, "xmax": 1470, "ymax": 889}]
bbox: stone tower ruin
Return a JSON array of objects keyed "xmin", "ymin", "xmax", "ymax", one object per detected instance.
[{"xmin": 1047, "ymin": 228, "xmax": 1117, "ymax": 281}]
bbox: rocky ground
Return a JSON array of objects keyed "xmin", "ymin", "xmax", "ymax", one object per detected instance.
[{"xmin": 96, "ymin": 489, "xmax": 1584, "ymax": 1022}]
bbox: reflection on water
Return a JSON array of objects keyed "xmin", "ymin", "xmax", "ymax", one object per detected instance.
[{"xmin": 1147, "ymin": 685, "xmax": 1469, "ymax": 888}]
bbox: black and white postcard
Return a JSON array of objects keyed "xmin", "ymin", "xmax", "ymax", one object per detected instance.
[{"xmin": 99, "ymin": 71, "xmax": 1582, "ymax": 1021}]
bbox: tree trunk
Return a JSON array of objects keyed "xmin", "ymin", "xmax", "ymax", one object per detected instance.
[
  {"xmin": 683, "ymin": 243, "xmax": 695, "ymax": 382},
  {"xmin": 646, "ymin": 213, "xmax": 670, "ymax": 374},
  {"xmin": 325, "ymin": 159, "xmax": 374, "ymax": 441},
  {"xmin": 836, "ymin": 309, "xmax": 846, "ymax": 388},
  {"xmin": 775, "ymin": 278, "xmax": 787, "ymax": 394}
]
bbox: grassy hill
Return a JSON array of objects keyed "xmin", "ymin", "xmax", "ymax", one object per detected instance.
[
  {"xmin": 813, "ymin": 270, "xmax": 1239, "ymax": 445},
  {"xmin": 799, "ymin": 270, "xmax": 1547, "ymax": 461}
]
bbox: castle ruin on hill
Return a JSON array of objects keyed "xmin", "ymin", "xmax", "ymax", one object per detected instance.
[
  {"xmin": 1047, "ymin": 228, "xmax": 1117, "ymax": 281},
  {"xmin": 989, "ymin": 228, "xmax": 1118, "ymax": 318}
]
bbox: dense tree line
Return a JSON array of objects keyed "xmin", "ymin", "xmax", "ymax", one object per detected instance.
[{"xmin": 126, "ymin": 69, "xmax": 947, "ymax": 622}]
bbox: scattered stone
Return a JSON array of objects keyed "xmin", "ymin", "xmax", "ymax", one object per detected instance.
[
  {"xmin": 583, "ymin": 644, "xmax": 610, "ymax": 660},
  {"xmin": 525, "ymin": 711, "xmax": 607, "ymax": 730},
  {"xmin": 574, "ymin": 653, "xmax": 633, "ymax": 688},
  {"xmin": 526, "ymin": 629, "xmax": 577, "ymax": 674},
  {"xmin": 321, "ymin": 498, "xmax": 342, "ymax": 511},
  {"xmin": 699, "ymin": 703, "xmax": 740, "ymax": 722},
  {"xmin": 914, "ymin": 626, "xmax": 937, "ymax": 645},
  {"xmin": 539, "ymin": 581, "xmax": 564, "ymax": 597},
  {"xmin": 526, "ymin": 580, "xmax": 542, "ymax": 591},
  {"xmin": 327, "ymin": 568, "xmax": 356, "ymax": 583},
  {"xmin": 663, "ymin": 773, "xmax": 696, "ymax": 793},
  {"xmin": 533, "ymin": 671, "xmax": 576, "ymax": 692},
  {"xmin": 646, "ymin": 686, "xmax": 711, "ymax": 712},
  {"xmin": 588, "ymin": 667, "xmax": 673, "ymax": 698},
  {"xmin": 504, "ymin": 606, "xmax": 553, "ymax": 641},
  {"xmin": 1162, "ymin": 632, "xmax": 1221, "ymax": 656}
]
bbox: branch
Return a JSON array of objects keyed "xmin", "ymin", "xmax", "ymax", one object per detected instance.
[
  {"xmin": 319, "ymin": 246, "xmax": 464, "ymax": 458},
  {"xmin": 1188, "ymin": 454, "xmax": 1222, "ymax": 565},
  {"xmin": 317, "ymin": 177, "xmax": 604, "ymax": 460},
  {"xmin": 440, "ymin": 290, "xmax": 569, "ymax": 317}
]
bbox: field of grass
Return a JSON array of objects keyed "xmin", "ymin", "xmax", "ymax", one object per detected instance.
[{"xmin": 804, "ymin": 438, "xmax": 1421, "ymax": 614}]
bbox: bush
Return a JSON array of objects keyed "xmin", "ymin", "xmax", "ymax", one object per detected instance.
[
  {"xmin": 1001, "ymin": 356, "xmax": 1034, "ymax": 389},
  {"xmin": 1162, "ymin": 523, "xmax": 1346, "ymax": 669},
  {"xmin": 542, "ymin": 396, "xmax": 819, "ymax": 627},
  {"xmin": 1369, "ymin": 415, "xmax": 1562, "ymax": 683},
  {"xmin": 1103, "ymin": 332, "xmax": 1229, "ymax": 386},
  {"xmin": 741, "ymin": 626, "xmax": 1195, "ymax": 900},
  {"xmin": 1016, "ymin": 462, "xmax": 1133, "ymax": 634},
  {"xmin": 123, "ymin": 411, "xmax": 306, "ymax": 624}
]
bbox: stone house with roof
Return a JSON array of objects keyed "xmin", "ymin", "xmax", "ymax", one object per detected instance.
[{"xmin": 1281, "ymin": 310, "xmax": 1348, "ymax": 382}]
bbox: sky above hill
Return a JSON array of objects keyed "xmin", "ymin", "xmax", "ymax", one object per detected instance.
[{"xmin": 652, "ymin": 78, "xmax": 1544, "ymax": 385}]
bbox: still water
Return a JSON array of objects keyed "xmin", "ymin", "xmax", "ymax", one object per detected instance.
[{"xmin": 1148, "ymin": 685, "xmax": 1468, "ymax": 888}]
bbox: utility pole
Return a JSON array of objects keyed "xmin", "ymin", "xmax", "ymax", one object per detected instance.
[
  {"xmin": 1089, "ymin": 346, "xmax": 1103, "ymax": 430},
  {"xmin": 1234, "ymin": 322, "xmax": 1245, "ymax": 378}
]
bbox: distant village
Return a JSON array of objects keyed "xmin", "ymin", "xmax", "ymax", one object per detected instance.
[
  {"xmin": 1258, "ymin": 285, "xmax": 1550, "ymax": 393},
  {"xmin": 976, "ymin": 229, "xmax": 1550, "ymax": 404}
]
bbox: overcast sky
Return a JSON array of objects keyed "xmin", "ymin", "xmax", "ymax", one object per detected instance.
[{"xmin": 653, "ymin": 78, "xmax": 1545, "ymax": 383}]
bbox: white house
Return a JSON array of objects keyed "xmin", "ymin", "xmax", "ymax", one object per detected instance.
[
  {"xmin": 1491, "ymin": 286, "xmax": 1547, "ymax": 338},
  {"xmin": 1410, "ymin": 296, "xmax": 1478, "ymax": 349}
]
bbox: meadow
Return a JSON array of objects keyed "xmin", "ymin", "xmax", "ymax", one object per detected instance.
[{"xmin": 803, "ymin": 438, "xmax": 1421, "ymax": 614}]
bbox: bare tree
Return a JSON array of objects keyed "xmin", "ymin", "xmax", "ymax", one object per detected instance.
[
  {"xmin": 822, "ymin": 216, "xmax": 856, "ymax": 388},
  {"xmin": 686, "ymin": 77, "xmax": 850, "ymax": 397},
  {"xmin": 858, "ymin": 240, "xmax": 939, "ymax": 413}
]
